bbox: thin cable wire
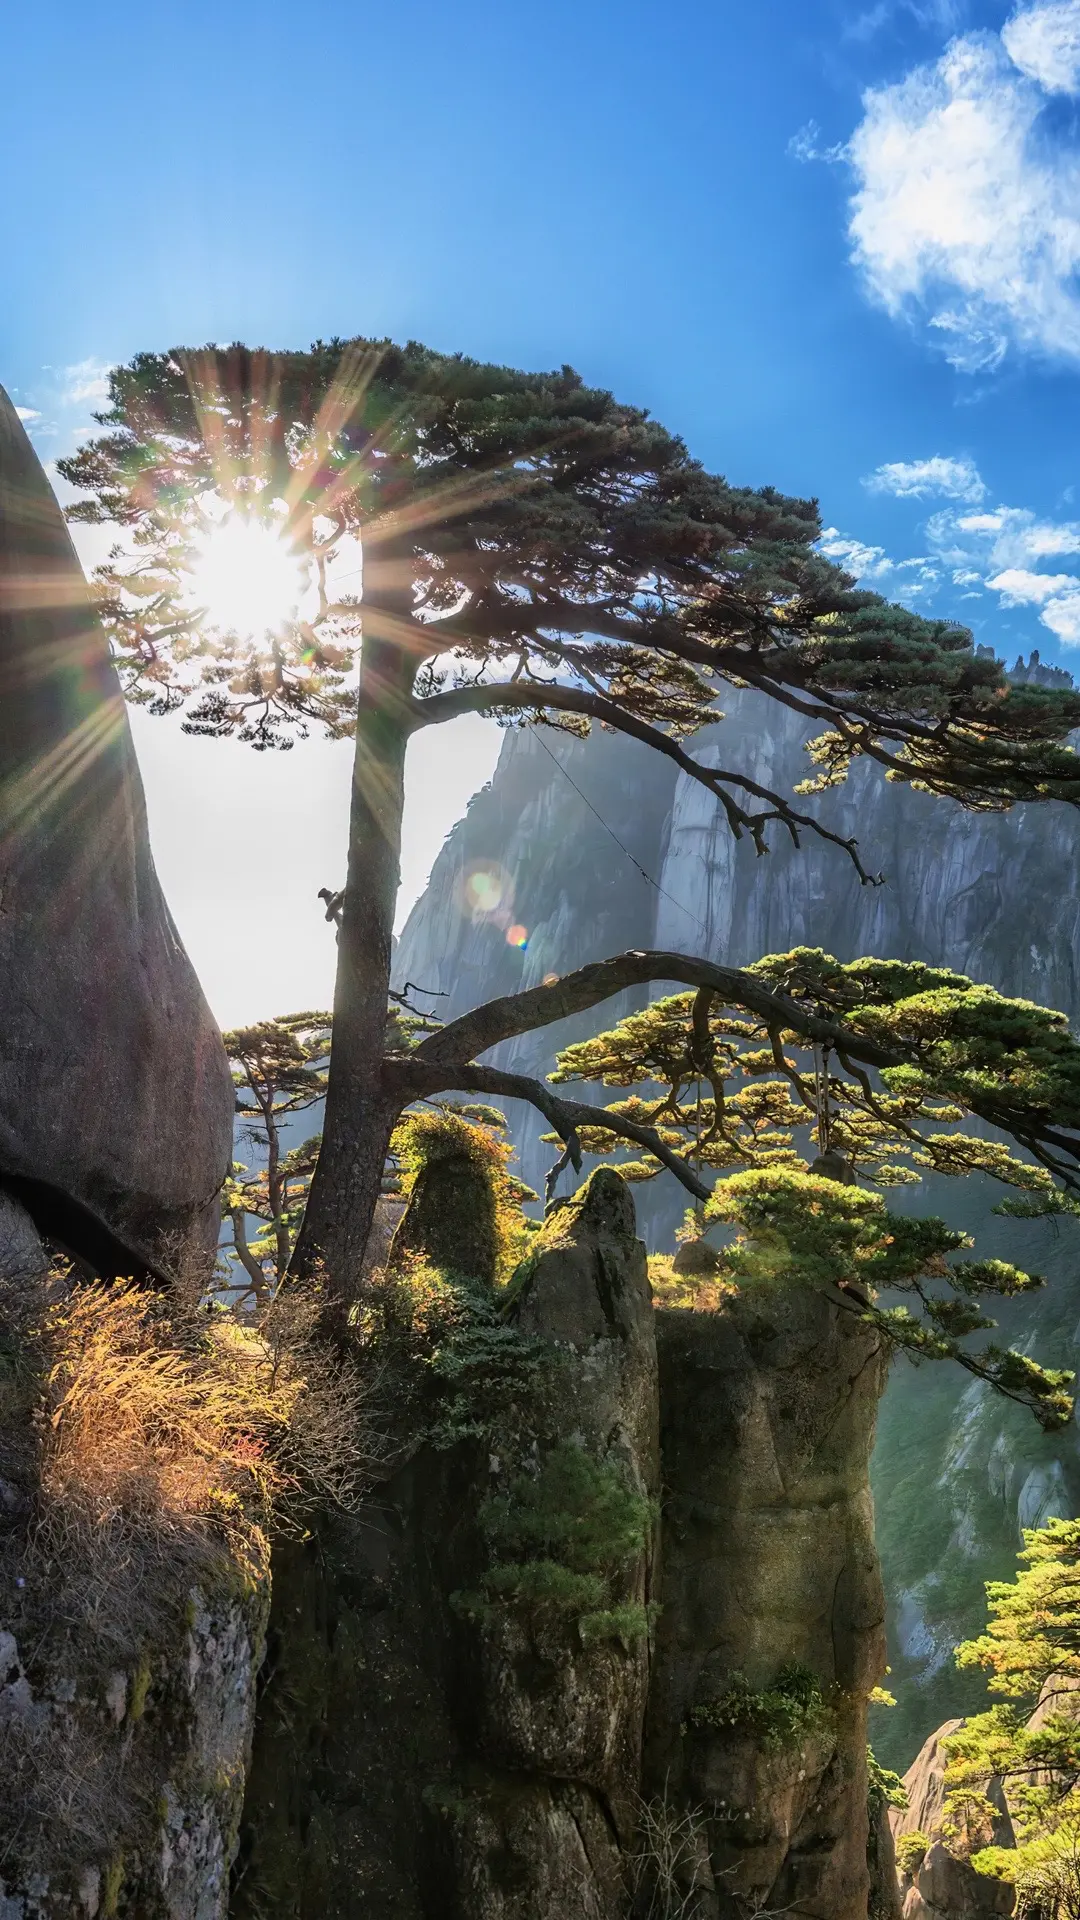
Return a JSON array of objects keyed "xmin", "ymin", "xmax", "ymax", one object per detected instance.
[{"xmin": 531, "ymin": 730, "xmax": 709, "ymax": 942}]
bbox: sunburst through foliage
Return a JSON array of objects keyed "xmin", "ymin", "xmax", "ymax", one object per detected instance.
[{"xmin": 185, "ymin": 509, "xmax": 307, "ymax": 643}]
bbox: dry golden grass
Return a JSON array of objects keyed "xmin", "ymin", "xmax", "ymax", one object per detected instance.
[{"xmin": 0, "ymin": 1260, "xmax": 382, "ymax": 1889}]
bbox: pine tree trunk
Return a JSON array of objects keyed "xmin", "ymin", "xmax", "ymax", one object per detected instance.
[{"xmin": 290, "ymin": 541, "xmax": 415, "ymax": 1303}]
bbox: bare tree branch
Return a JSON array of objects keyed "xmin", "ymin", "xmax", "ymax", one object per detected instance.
[
  {"xmin": 411, "ymin": 682, "xmax": 880, "ymax": 882},
  {"xmin": 385, "ymin": 1056, "xmax": 711, "ymax": 1201}
]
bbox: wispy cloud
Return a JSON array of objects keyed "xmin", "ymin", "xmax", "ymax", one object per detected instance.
[
  {"xmin": 819, "ymin": 528, "xmax": 895, "ymax": 578},
  {"xmin": 863, "ymin": 454, "xmax": 986, "ymax": 502},
  {"xmin": 15, "ymin": 407, "xmax": 40, "ymax": 423},
  {"xmin": 923, "ymin": 499, "xmax": 1080, "ymax": 642},
  {"xmin": 844, "ymin": 0, "xmax": 966, "ymax": 43},
  {"xmin": 819, "ymin": 526, "xmax": 942, "ymax": 595},
  {"xmin": 788, "ymin": 120, "xmax": 848, "ymax": 164},
  {"xmin": 847, "ymin": 2, "xmax": 1080, "ymax": 370},
  {"xmin": 60, "ymin": 358, "xmax": 111, "ymax": 408}
]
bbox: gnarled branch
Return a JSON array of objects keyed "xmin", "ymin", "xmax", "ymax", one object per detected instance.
[
  {"xmin": 384, "ymin": 1055, "xmax": 710, "ymax": 1202},
  {"xmin": 411, "ymin": 682, "xmax": 880, "ymax": 883}
]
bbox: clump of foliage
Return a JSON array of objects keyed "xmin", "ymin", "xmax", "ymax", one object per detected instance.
[
  {"xmin": 551, "ymin": 949, "xmax": 1080, "ymax": 1427},
  {"xmin": 389, "ymin": 1104, "xmax": 538, "ymax": 1285},
  {"xmin": 356, "ymin": 1252, "xmax": 553, "ymax": 1453},
  {"xmin": 868, "ymin": 1746, "xmax": 907, "ymax": 1815},
  {"xmin": 708, "ymin": 1167, "xmax": 1065, "ymax": 1426},
  {"xmin": 948, "ymin": 1519, "xmax": 1080, "ymax": 1815},
  {"xmin": 553, "ymin": 949, "xmax": 1080, "ymax": 1192},
  {"xmin": 941, "ymin": 1787, "xmax": 1002, "ymax": 1858},
  {"xmin": 685, "ymin": 1662, "xmax": 834, "ymax": 1751},
  {"xmin": 452, "ymin": 1440, "xmax": 654, "ymax": 1645},
  {"xmin": 647, "ymin": 1250, "xmax": 735, "ymax": 1313},
  {"xmin": 938, "ymin": 1518, "xmax": 1080, "ymax": 1909},
  {"xmin": 895, "ymin": 1831, "xmax": 931, "ymax": 1876}
]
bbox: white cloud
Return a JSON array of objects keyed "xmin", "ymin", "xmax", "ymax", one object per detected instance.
[
  {"xmin": 984, "ymin": 566, "xmax": 1080, "ymax": 601},
  {"xmin": 818, "ymin": 528, "xmax": 895, "ymax": 578},
  {"xmin": 981, "ymin": 562, "xmax": 1080, "ymax": 646},
  {"xmin": 864, "ymin": 454, "xmax": 986, "ymax": 502},
  {"xmin": 1003, "ymin": 0, "xmax": 1080, "ymax": 92},
  {"xmin": 848, "ymin": 7, "xmax": 1080, "ymax": 368},
  {"xmin": 14, "ymin": 407, "xmax": 40, "ymax": 423},
  {"xmin": 61, "ymin": 358, "xmax": 111, "ymax": 408},
  {"xmin": 922, "ymin": 500, "xmax": 1080, "ymax": 642},
  {"xmin": 932, "ymin": 503, "xmax": 1080, "ymax": 568},
  {"xmin": 1037, "ymin": 590, "xmax": 1080, "ymax": 640}
]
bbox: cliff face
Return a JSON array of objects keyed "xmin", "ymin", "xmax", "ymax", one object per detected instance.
[
  {"xmin": 0, "ymin": 1196, "xmax": 269, "ymax": 1920},
  {"xmin": 646, "ymin": 1289, "xmax": 890, "ymax": 1919},
  {"xmin": 238, "ymin": 1165, "xmax": 893, "ymax": 1920},
  {"xmin": 396, "ymin": 686, "xmax": 1080, "ymax": 1770},
  {"xmin": 236, "ymin": 1168, "xmax": 660, "ymax": 1920},
  {"xmin": 0, "ymin": 384, "xmax": 233, "ymax": 1274}
]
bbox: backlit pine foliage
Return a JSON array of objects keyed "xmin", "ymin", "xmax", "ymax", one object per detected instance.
[{"xmin": 550, "ymin": 948, "xmax": 1080, "ymax": 1428}]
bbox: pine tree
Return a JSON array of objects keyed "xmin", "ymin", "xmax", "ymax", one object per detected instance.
[
  {"xmin": 221, "ymin": 1013, "xmax": 331, "ymax": 1301},
  {"xmin": 59, "ymin": 338, "xmax": 1080, "ymax": 1303},
  {"xmin": 943, "ymin": 1519, "xmax": 1080, "ymax": 1910}
]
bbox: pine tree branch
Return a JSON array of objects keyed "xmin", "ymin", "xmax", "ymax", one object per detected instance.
[
  {"xmin": 383, "ymin": 1057, "xmax": 711, "ymax": 1201},
  {"xmin": 407, "ymin": 948, "xmax": 1080, "ymax": 1190},
  {"xmin": 411, "ymin": 951, "xmax": 905, "ymax": 1073},
  {"xmin": 411, "ymin": 682, "xmax": 880, "ymax": 882}
]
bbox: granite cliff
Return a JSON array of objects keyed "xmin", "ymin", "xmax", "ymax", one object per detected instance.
[{"xmin": 396, "ymin": 684, "xmax": 1080, "ymax": 1772}]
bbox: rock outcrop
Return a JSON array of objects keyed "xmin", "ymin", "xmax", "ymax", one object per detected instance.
[
  {"xmin": 395, "ymin": 689, "xmax": 1080, "ymax": 1767},
  {"xmin": 236, "ymin": 1167, "xmax": 659, "ymax": 1919},
  {"xmin": 0, "ymin": 1193, "xmax": 269, "ymax": 1920},
  {"xmin": 900, "ymin": 1841, "xmax": 1015, "ymax": 1919},
  {"xmin": 0, "ymin": 388, "xmax": 233, "ymax": 1274},
  {"xmin": 644, "ymin": 1285, "xmax": 890, "ymax": 1919},
  {"xmin": 237, "ymin": 1168, "xmax": 897, "ymax": 1918},
  {"xmin": 888, "ymin": 1719, "xmax": 1017, "ymax": 1920}
]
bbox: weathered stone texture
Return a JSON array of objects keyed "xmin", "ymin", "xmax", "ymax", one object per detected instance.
[
  {"xmin": 645, "ymin": 1286, "xmax": 890, "ymax": 1919},
  {"xmin": 0, "ymin": 1573, "xmax": 269, "ymax": 1920},
  {"xmin": 0, "ymin": 1193, "xmax": 269, "ymax": 1920},
  {"xmin": 0, "ymin": 386, "xmax": 232, "ymax": 1273},
  {"xmin": 237, "ymin": 1168, "xmax": 658, "ymax": 1919},
  {"xmin": 900, "ymin": 1840, "xmax": 1015, "ymax": 1918}
]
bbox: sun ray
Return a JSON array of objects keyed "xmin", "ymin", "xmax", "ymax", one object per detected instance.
[{"xmin": 185, "ymin": 513, "xmax": 307, "ymax": 641}]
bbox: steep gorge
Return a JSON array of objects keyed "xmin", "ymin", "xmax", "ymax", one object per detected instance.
[{"xmin": 396, "ymin": 682, "xmax": 1080, "ymax": 1773}]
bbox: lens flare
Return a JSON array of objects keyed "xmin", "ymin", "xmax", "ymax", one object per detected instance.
[
  {"xmin": 187, "ymin": 514, "xmax": 305, "ymax": 641},
  {"xmin": 462, "ymin": 863, "xmax": 511, "ymax": 917},
  {"xmin": 506, "ymin": 924, "xmax": 528, "ymax": 949}
]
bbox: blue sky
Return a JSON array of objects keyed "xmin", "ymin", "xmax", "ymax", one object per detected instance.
[{"xmin": 5, "ymin": 0, "xmax": 1080, "ymax": 1016}]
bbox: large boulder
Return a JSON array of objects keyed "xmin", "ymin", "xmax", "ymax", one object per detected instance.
[
  {"xmin": 0, "ymin": 386, "xmax": 232, "ymax": 1272},
  {"xmin": 901, "ymin": 1841, "xmax": 1015, "ymax": 1918},
  {"xmin": 891, "ymin": 1720, "xmax": 1014, "ymax": 1859}
]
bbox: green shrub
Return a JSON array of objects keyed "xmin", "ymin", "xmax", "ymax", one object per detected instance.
[
  {"xmin": 453, "ymin": 1440, "xmax": 654, "ymax": 1645},
  {"xmin": 686, "ymin": 1663, "xmax": 833, "ymax": 1750},
  {"xmin": 896, "ymin": 1831, "xmax": 931, "ymax": 1876},
  {"xmin": 868, "ymin": 1745, "xmax": 907, "ymax": 1815}
]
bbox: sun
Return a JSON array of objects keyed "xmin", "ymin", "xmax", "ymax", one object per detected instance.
[{"xmin": 186, "ymin": 513, "xmax": 307, "ymax": 642}]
